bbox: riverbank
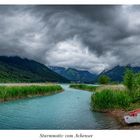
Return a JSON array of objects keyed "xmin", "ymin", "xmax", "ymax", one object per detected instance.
[
  {"xmin": 70, "ymin": 84, "xmax": 140, "ymax": 129},
  {"xmin": 0, "ymin": 84, "xmax": 63, "ymax": 102},
  {"xmin": 108, "ymin": 109, "xmax": 140, "ymax": 129}
]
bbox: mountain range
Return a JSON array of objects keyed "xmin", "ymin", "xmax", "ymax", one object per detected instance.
[
  {"xmin": 48, "ymin": 66, "xmax": 97, "ymax": 83},
  {"xmin": 99, "ymin": 65, "xmax": 140, "ymax": 82},
  {"xmin": 1, "ymin": 56, "xmax": 140, "ymax": 83},
  {"xmin": 0, "ymin": 56, "xmax": 69, "ymax": 83}
]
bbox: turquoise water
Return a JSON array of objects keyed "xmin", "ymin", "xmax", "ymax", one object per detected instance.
[{"xmin": 0, "ymin": 84, "xmax": 121, "ymax": 129}]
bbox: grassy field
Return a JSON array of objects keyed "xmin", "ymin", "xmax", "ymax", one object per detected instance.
[{"xmin": 0, "ymin": 84, "xmax": 63, "ymax": 102}]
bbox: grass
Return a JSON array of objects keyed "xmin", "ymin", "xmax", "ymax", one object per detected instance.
[
  {"xmin": 91, "ymin": 85, "xmax": 140, "ymax": 111},
  {"xmin": 127, "ymin": 102, "xmax": 140, "ymax": 111},
  {"xmin": 91, "ymin": 89, "xmax": 131, "ymax": 111},
  {"xmin": 70, "ymin": 84, "xmax": 97, "ymax": 91},
  {"xmin": 95, "ymin": 84, "xmax": 126, "ymax": 92},
  {"xmin": 0, "ymin": 84, "xmax": 63, "ymax": 102}
]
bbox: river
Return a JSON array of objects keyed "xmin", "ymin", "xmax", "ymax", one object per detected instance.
[{"xmin": 0, "ymin": 84, "xmax": 121, "ymax": 129}]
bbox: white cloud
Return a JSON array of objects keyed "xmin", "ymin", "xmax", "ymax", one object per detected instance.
[{"xmin": 45, "ymin": 37, "xmax": 118, "ymax": 73}]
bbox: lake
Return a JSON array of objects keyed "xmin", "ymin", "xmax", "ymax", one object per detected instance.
[{"xmin": 0, "ymin": 84, "xmax": 121, "ymax": 129}]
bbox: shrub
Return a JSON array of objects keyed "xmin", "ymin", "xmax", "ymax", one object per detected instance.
[
  {"xmin": 98, "ymin": 75, "xmax": 110, "ymax": 84},
  {"xmin": 123, "ymin": 69, "xmax": 140, "ymax": 98},
  {"xmin": 123, "ymin": 68, "xmax": 134, "ymax": 93}
]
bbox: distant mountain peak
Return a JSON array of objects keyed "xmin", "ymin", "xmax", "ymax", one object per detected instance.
[{"xmin": 49, "ymin": 66, "xmax": 97, "ymax": 83}]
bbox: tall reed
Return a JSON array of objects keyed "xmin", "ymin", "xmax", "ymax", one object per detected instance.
[
  {"xmin": 0, "ymin": 85, "xmax": 63, "ymax": 102},
  {"xmin": 91, "ymin": 89, "xmax": 131, "ymax": 111}
]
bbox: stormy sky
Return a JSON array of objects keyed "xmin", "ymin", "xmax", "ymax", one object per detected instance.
[{"xmin": 0, "ymin": 5, "xmax": 140, "ymax": 73}]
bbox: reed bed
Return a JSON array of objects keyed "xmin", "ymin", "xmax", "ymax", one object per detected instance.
[
  {"xmin": 0, "ymin": 85, "xmax": 63, "ymax": 102},
  {"xmin": 91, "ymin": 89, "xmax": 131, "ymax": 111},
  {"xmin": 70, "ymin": 84, "xmax": 97, "ymax": 91}
]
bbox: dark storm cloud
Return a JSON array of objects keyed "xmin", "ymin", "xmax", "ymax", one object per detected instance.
[
  {"xmin": 0, "ymin": 5, "xmax": 140, "ymax": 73},
  {"xmin": 31, "ymin": 5, "xmax": 131, "ymax": 55}
]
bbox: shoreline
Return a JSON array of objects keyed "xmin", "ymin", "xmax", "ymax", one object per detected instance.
[
  {"xmin": 0, "ymin": 84, "xmax": 63, "ymax": 103},
  {"xmin": 0, "ymin": 90, "xmax": 63, "ymax": 103},
  {"xmin": 70, "ymin": 84, "xmax": 140, "ymax": 129},
  {"xmin": 108, "ymin": 109, "xmax": 140, "ymax": 129},
  {"xmin": 93, "ymin": 108, "xmax": 140, "ymax": 129}
]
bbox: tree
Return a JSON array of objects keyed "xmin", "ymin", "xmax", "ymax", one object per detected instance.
[
  {"xmin": 133, "ymin": 73, "xmax": 140, "ymax": 89},
  {"xmin": 123, "ymin": 68, "xmax": 134, "ymax": 92},
  {"xmin": 98, "ymin": 75, "xmax": 110, "ymax": 84},
  {"xmin": 133, "ymin": 72, "xmax": 140, "ymax": 99}
]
